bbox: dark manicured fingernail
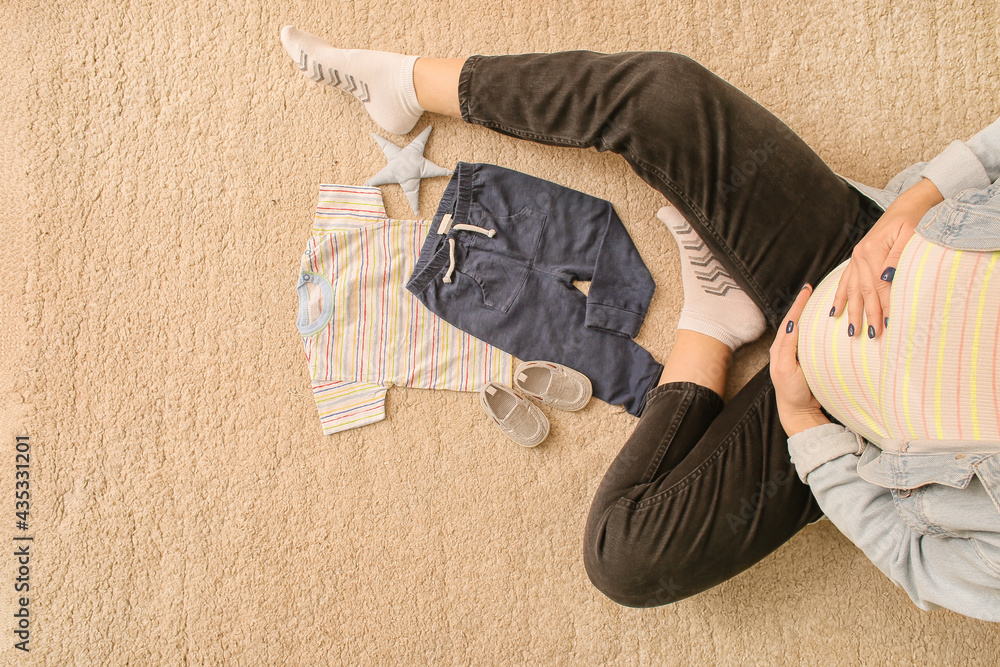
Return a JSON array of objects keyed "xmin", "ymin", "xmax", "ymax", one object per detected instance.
[
  {"xmin": 801, "ymin": 283, "xmax": 810, "ymax": 291},
  {"xmin": 829, "ymin": 306, "xmax": 836, "ymax": 317},
  {"xmin": 786, "ymin": 320, "xmax": 794, "ymax": 333},
  {"xmin": 881, "ymin": 267, "xmax": 896, "ymax": 282},
  {"xmin": 884, "ymin": 317, "xmax": 889, "ymax": 328},
  {"xmin": 848, "ymin": 323, "xmax": 855, "ymax": 337},
  {"xmin": 868, "ymin": 325, "xmax": 875, "ymax": 339}
]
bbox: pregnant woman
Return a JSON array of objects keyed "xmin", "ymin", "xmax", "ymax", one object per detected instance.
[{"xmin": 279, "ymin": 27, "xmax": 1000, "ymax": 621}]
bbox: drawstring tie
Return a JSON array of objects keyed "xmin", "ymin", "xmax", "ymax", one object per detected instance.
[
  {"xmin": 442, "ymin": 224, "xmax": 496, "ymax": 283},
  {"xmin": 443, "ymin": 239, "xmax": 456, "ymax": 284}
]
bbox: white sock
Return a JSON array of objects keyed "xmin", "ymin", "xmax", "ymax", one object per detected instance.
[
  {"xmin": 280, "ymin": 26, "xmax": 424, "ymax": 135},
  {"xmin": 657, "ymin": 206, "xmax": 767, "ymax": 351}
]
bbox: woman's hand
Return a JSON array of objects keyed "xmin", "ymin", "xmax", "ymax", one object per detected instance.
[
  {"xmin": 770, "ymin": 284, "xmax": 830, "ymax": 436},
  {"xmin": 831, "ymin": 177, "xmax": 944, "ymax": 339}
]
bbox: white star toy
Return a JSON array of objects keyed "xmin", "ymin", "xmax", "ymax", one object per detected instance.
[{"xmin": 365, "ymin": 125, "xmax": 452, "ymax": 215}]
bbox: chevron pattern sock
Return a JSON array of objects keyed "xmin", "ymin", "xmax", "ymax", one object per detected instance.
[
  {"xmin": 657, "ymin": 206, "xmax": 767, "ymax": 351},
  {"xmin": 280, "ymin": 26, "xmax": 423, "ymax": 135}
]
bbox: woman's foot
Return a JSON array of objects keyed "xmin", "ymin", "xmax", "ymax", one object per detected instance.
[
  {"xmin": 658, "ymin": 206, "xmax": 767, "ymax": 351},
  {"xmin": 279, "ymin": 26, "xmax": 424, "ymax": 135}
]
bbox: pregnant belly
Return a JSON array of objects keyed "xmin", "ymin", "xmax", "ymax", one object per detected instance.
[{"xmin": 798, "ymin": 233, "xmax": 1000, "ymax": 444}]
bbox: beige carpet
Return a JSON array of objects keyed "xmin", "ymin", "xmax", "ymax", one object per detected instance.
[{"xmin": 2, "ymin": 0, "xmax": 999, "ymax": 663}]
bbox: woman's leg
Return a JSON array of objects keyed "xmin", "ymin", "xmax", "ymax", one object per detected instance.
[
  {"xmin": 425, "ymin": 51, "xmax": 878, "ymax": 326},
  {"xmin": 584, "ymin": 365, "xmax": 822, "ymax": 607},
  {"xmin": 657, "ymin": 330, "xmax": 732, "ymax": 395},
  {"xmin": 413, "ymin": 57, "xmax": 465, "ymax": 117},
  {"xmin": 567, "ymin": 324, "xmax": 821, "ymax": 608}
]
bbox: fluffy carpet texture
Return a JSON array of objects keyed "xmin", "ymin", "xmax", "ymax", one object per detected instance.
[{"xmin": 2, "ymin": 0, "xmax": 999, "ymax": 663}]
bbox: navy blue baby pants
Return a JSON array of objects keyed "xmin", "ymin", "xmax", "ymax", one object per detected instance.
[{"xmin": 406, "ymin": 162, "xmax": 663, "ymax": 416}]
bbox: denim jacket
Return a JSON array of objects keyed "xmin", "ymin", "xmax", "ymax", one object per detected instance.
[{"xmin": 788, "ymin": 116, "xmax": 1000, "ymax": 622}]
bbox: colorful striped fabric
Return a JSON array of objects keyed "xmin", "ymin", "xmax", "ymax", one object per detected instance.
[
  {"xmin": 799, "ymin": 233, "xmax": 1000, "ymax": 446},
  {"xmin": 296, "ymin": 185, "xmax": 512, "ymax": 434}
]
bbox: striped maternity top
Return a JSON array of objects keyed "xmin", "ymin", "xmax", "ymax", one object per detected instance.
[
  {"xmin": 799, "ymin": 233, "xmax": 1000, "ymax": 445},
  {"xmin": 296, "ymin": 185, "xmax": 512, "ymax": 434}
]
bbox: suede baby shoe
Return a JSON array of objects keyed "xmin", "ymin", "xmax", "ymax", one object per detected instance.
[
  {"xmin": 513, "ymin": 361, "xmax": 592, "ymax": 412},
  {"xmin": 480, "ymin": 381, "xmax": 549, "ymax": 448}
]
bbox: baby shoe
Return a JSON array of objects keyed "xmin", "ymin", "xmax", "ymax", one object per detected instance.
[
  {"xmin": 480, "ymin": 381, "xmax": 549, "ymax": 448},
  {"xmin": 513, "ymin": 361, "xmax": 592, "ymax": 412}
]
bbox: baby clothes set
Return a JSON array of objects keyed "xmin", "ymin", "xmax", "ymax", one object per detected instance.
[
  {"xmin": 296, "ymin": 166, "xmax": 662, "ymax": 433},
  {"xmin": 296, "ymin": 184, "xmax": 512, "ymax": 434}
]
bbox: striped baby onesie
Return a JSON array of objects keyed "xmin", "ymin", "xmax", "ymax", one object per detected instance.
[
  {"xmin": 799, "ymin": 233, "xmax": 1000, "ymax": 445},
  {"xmin": 296, "ymin": 185, "xmax": 512, "ymax": 434}
]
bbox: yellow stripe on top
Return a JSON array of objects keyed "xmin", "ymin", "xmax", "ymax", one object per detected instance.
[
  {"xmin": 827, "ymin": 275, "xmax": 883, "ymax": 442},
  {"xmin": 800, "ymin": 262, "xmax": 837, "ymax": 414},
  {"xmin": 798, "ymin": 232, "xmax": 1000, "ymax": 446},
  {"xmin": 970, "ymin": 254, "xmax": 999, "ymax": 439},
  {"xmin": 296, "ymin": 185, "xmax": 513, "ymax": 435},
  {"xmin": 901, "ymin": 242, "xmax": 935, "ymax": 437},
  {"xmin": 933, "ymin": 250, "xmax": 964, "ymax": 438}
]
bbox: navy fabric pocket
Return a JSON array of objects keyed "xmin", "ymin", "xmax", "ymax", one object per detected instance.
[
  {"xmin": 456, "ymin": 206, "xmax": 546, "ymax": 312},
  {"xmin": 463, "ymin": 205, "xmax": 547, "ymax": 257}
]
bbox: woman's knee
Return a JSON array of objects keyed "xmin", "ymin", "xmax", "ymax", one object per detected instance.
[
  {"xmin": 582, "ymin": 503, "xmax": 689, "ymax": 608},
  {"xmin": 583, "ymin": 536, "xmax": 687, "ymax": 608}
]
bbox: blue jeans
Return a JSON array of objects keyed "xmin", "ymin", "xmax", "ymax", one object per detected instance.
[
  {"xmin": 406, "ymin": 161, "xmax": 663, "ymax": 416},
  {"xmin": 446, "ymin": 51, "xmax": 885, "ymax": 607}
]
